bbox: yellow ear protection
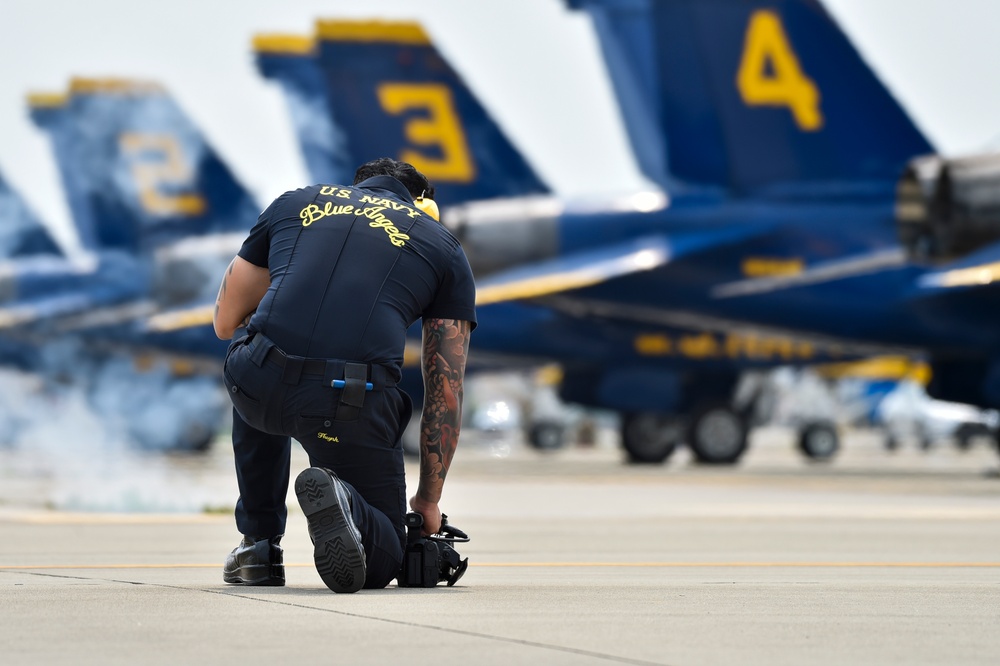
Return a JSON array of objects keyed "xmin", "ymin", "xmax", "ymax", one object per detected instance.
[{"xmin": 414, "ymin": 191, "xmax": 440, "ymax": 221}]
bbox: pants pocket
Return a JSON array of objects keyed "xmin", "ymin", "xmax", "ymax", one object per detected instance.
[
  {"xmin": 293, "ymin": 413, "xmax": 340, "ymax": 442},
  {"xmin": 224, "ymin": 352, "xmax": 286, "ymax": 434}
]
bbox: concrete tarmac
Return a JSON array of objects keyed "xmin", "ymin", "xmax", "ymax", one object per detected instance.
[{"xmin": 2, "ymin": 426, "xmax": 999, "ymax": 665}]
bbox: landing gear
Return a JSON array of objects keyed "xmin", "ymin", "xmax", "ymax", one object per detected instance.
[
  {"xmin": 528, "ymin": 421, "xmax": 566, "ymax": 450},
  {"xmin": 620, "ymin": 413, "xmax": 683, "ymax": 464},
  {"xmin": 955, "ymin": 422, "xmax": 993, "ymax": 451},
  {"xmin": 686, "ymin": 403, "xmax": 749, "ymax": 465},
  {"xmin": 797, "ymin": 421, "xmax": 839, "ymax": 461},
  {"xmin": 166, "ymin": 421, "xmax": 215, "ymax": 453},
  {"xmin": 884, "ymin": 434, "xmax": 900, "ymax": 451}
]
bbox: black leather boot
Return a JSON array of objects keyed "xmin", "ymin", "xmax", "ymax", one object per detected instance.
[
  {"xmin": 295, "ymin": 467, "xmax": 366, "ymax": 593},
  {"xmin": 223, "ymin": 535, "xmax": 285, "ymax": 586}
]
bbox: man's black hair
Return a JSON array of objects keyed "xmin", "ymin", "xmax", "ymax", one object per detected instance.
[{"xmin": 353, "ymin": 157, "xmax": 435, "ymax": 201}]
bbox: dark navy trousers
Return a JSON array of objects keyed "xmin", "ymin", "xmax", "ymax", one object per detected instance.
[{"xmin": 224, "ymin": 332, "xmax": 413, "ymax": 589}]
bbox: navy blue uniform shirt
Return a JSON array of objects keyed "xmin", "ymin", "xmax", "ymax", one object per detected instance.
[{"xmin": 238, "ymin": 176, "xmax": 476, "ymax": 379}]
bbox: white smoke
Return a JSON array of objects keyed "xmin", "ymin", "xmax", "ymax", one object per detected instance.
[{"xmin": 0, "ymin": 360, "xmax": 235, "ymax": 513}]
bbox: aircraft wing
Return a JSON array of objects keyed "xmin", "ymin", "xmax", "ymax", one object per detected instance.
[
  {"xmin": 477, "ymin": 226, "xmax": 768, "ymax": 306},
  {"xmin": 144, "ymin": 236, "xmax": 676, "ymax": 332},
  {"xmin": 0, "ymin": 253, "xmax": 150, "ymax": 330},
  {"xmin": 708, "ymin": 241, "xmax": 1000, "ymax": 300},
  {"xmin": 146, "ymin": 226, "xmax": 769, "ymax": 332},
  {"xmin": 710, "ymin": 248, "xmax": 909, "ymax": 299},
  {"xmin": 915, "ymin": 240, "xmax": 1000, "ymax": 292},
  {"xmin": 0, "ymin": 290, "xmax": 151, "ymax": 331},
  {"xmin": 145, "ymin": 303, "xmax": 214, "ymax": 333}
]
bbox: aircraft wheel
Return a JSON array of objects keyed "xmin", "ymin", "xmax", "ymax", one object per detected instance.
[
  {"xmin": 128, "ymin": 416, "xmax": 217, "ymax": 453},
  {"xmin": 954, "ymin": 423, "xmax": 990, "ymax": 451},
  {"xmin": 798, "ymin": 421, "xmax": 839, "ymax": 461},
  {"xmin": 182, "ymin": 428, "xmax": 215, "ymax": 454},
  {"xmin": 528, "ymin": 422, "xmax": 565, "ymax": 450},
  {"xmin": 620, "ymin": 413, "xmax": 682, "ymax": 464},
  {"xmin": 687, "ymin": 404, "xmax": 748, "ymax": 465},
  {"xmin": 955, "ymin": 425, "xmax": 975, "ymax": 451}
]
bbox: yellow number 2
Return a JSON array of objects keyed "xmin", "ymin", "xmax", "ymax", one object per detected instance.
[
  {"xmin": 376, "ymin": 83, "xmax": 475, "ymax": 183},
  {"xmin": 119, "ymin": 133, "xmax": 207, "ymax": 216},
  {"xmin": 736, "ymin": 10, "xmax": 823, "ymax": 131}
]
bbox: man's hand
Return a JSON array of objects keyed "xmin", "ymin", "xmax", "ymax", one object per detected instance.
[{"xmin": 409, "ymin": 494, "xmax": 442, "ymax": 536}]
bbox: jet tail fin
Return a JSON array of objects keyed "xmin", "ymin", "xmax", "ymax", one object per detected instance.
[
  {"xmin": 568, "ymin": 0, "xmax": 932, "ymax": 194},
  {"xmin": 254, "ymin": 34, "xmax": 355, "ymax": 187},
  {"xmin": 0, "ymin": 171, "xmax": 62, "ymax": 257},
  {"xmin": 28, "ymin": 79, "xmax": 259, "ymax": 254},
  {"xmin": 254, "ymin": 20, "xmax": 549, "ymax": 204}
]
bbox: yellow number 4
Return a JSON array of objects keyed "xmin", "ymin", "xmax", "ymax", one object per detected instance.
[
  {"xmin": 736, "ymin": 10, "xmax": 823, "ymax": 131},
  {"xmin": 376, "ymin": 83, "xmax": 475, "ymax": 183}
]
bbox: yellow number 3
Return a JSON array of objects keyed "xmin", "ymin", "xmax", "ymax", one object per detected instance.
[
  {"xmin": 736, "ymin": 10, "xmax": 823, "ymax": 131},
  {"xmin": 376, "ymin": 83, "xmax": 475, "ymax": 183}
]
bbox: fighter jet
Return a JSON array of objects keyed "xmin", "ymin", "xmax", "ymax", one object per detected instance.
[
  {"xmin": 223, "ymin": 8, "xmax": 923, "ymax": 464},
  {"xmin": 159, "ymin": 3, "xmax": 1000, "ymax": 465},
  {"xmin": 0, "ymin": 78, "xmax": 265, "ymax": 450}
]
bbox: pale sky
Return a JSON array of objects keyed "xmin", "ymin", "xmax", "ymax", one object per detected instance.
[{"xmin": 2, "ymin": 0, "xmax": 1000, "ymax": 254}]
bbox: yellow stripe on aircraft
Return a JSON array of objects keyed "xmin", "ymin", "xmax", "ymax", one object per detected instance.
[
  {"xmin": 815, "ymin": 355, "xmax": 930, "ymax": 384},
  {"xmin": 146, "ymin": 305, "xmax": 214, "ymax": 332},
  {"xmin": 68, "ymin": 77, "xmax": 163, "ymax": 96},
  {"xmin": 403, "ymin": 338, "xmax": 421, "ymax": 368},
  {"xmin": 151, "ymin": 246, "xmax": 666, "ymax": 329},
  {"xmin": 0, "ymin": 308, "xmax": 42, "ymax": 329},
  {"xmin": 315, "ymin": 19, "xmax": 431, "ymax": 46},
  {"xmin": 26, "ymin": 92, "xmax": 68, "ymax": 108},
  {"xmin": 28, "ymin": 79, "xmax": 161, "ymax": 109},
  {"xmin": 252, "ymin": 34, "xmax": 315, "ymax": 55},
  {"xmin": 477, "ymin": 272, "xmax": 614, "ymax": 306},
  {"xmin": 476, "ymin": 247, "xmax": 667, "ymax": 306},
  {"xmin": 741, "ymin": 256, "xmax": 804, "ymax": 277},
  {"xmin": 923, "ymin": 260, "xmax": 1000, "ymax": 288}
]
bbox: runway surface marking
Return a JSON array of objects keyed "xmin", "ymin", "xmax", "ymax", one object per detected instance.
[
  {"xmin": 4, "ymin": 561, "xmax": 1000, "ymax": 570},
  {"xmin": 8, "ymin": 570, "xmax": 673, "ymax": 666},
  {"xmin": 5, "ymin": 503, "xmax": 1000, "ymax": 523},
  {"xmin": 0, "ymin": 513, "xmax": 227, "ymax": 524}
]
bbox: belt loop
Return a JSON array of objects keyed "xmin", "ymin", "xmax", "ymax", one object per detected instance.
[
  {"xmin": 281, "ymin": 357, "xmax": 304, "ymax": 385},
  {"xmin": 249, "ymin": 334, "xmax": 273, "ymax": 368},
  {"xmin": 371, "ymin": 364, "xmax": 397, "ymax": 389}
]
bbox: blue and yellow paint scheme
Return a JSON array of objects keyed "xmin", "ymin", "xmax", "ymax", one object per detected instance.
[
  {"xmin": 29, "ymin": 78, "xmax": 259, "ymax": 254},
  {"xmin": 135, "ymin": 2, "xmax": 1000, "ymax": 459},
  {"xmin": 230, "ymin": 3, "xmax": 1000, "ymax": 457},
  {"xmin": 254, "ymin": 20, "xmax": 549, "ymax": 207},
  {"xmin": 0, "ymin": 171, "xmax": 63, "ymax": 259},
  {"xmin": 0, "ymin": 78, "xmax": 266, "ymax": 449}
]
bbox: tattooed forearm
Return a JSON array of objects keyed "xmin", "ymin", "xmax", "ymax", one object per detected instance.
[
  {"xmin": 213, "ymin": 258, "xmax": 237, "ymax": 326},
  {"xmin": 418, "ymin": 318, "xmax": 471, "ymax": 502},
  {"xmin": 216, "ymin": 258, "xmax": 236, "ymax": 307}
]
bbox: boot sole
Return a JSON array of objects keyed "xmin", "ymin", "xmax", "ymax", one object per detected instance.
[
  {"xmin": 223, "ymin": 564, "xmax": 285, "ymax": 586},
  {"xmin": 295, "ymin": 468, "xmax": 366, "ymax": 593}
]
